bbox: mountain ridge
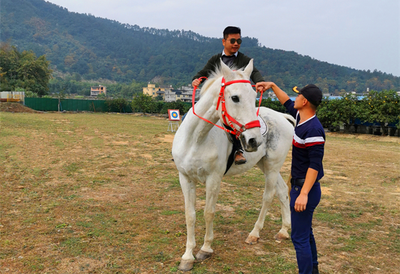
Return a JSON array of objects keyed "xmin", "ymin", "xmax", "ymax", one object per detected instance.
[{"xmin": 1, "ymin": 0, "xmax": 399, "ymax": 94}]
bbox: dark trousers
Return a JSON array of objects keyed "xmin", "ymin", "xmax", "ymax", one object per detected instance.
[
  {"xmin": 232, "ymin": 134, "xmax": 241, "ymax": 151},
  {"xmin": 290, "ymin": 181, "xmax": 321, "ymax": 274}
]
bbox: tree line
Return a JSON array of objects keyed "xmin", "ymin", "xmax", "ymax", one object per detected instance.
[
  {"xmin": 317, "ymin": 90, "xmax": 400, "ymax": 133},
  {"xmin": 0, "ymin": 42, "xmax": 146, "ymax": 98},
  {"xmin": 109, "ymin": 90, "xmax": 400, "ymax": 134},
  {"xmin": 1, "ymin": 42, "xmax": 399, "ymax": 136}
]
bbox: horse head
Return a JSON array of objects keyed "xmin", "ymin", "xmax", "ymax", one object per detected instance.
[{"xmin": 217, "ymin": 59, "xmax": 263, "ymax": 152}]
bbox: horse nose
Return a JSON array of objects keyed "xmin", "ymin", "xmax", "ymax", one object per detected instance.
[
  {"xmin": 240, "ymin": 134, "xmax": 260, "ymax": 152},
  {"xmin": 248, "ymin": 137, "xmax": 258, "ymax": 150}
]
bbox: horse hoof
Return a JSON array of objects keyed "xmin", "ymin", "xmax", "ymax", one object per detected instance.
[
  {"xmin": 275, "ymin": 231, "xmax": 289, "ymax": 241},
  {"xmin": 245, "ymin": 235, "xmax": 259, "ymax": 245},
  {"xmin": 178, "ymin": 259, "xmax": 194, "ymax": 272},
  {"xmin": 196, "ymin": 250, "xmax": 213, "ymax": 261}
]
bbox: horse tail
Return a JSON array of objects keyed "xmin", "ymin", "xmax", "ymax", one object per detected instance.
[{"xmin": 282, "ymin": 114, "xmax": 296, "ymax": 127}]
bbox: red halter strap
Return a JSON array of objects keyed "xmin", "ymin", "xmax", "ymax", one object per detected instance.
[{"xmin": 192, "ymin": 77, "xmax": 264, "ymax": 138}]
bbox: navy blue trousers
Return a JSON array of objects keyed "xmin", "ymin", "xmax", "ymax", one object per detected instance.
[{"xmin": 290, "ymin": 181, "xmax": 321, "ymax": 274}]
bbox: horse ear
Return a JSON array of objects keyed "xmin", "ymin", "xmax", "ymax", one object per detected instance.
[
  {"xmin": 243, "ymin": 59, "xmax": 254, "ymax": 79},
  {"xmin": 220, "ymin": 59, "xmax": 233, "ymax": 78}
]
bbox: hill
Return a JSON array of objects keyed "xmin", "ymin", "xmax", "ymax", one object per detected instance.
[{"xmin": 1, "ymin": 0, "xmax": 399, "ymax": 95}]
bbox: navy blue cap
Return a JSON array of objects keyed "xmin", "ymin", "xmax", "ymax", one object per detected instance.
[{"xmin": 293, "ymin": 84, "xmax": 322, "ymax": 107}]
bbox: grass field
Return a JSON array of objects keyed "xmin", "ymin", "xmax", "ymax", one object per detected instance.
[{"xmin": 0, "ymin": 111, "xmax": 399, "ymax": 273}]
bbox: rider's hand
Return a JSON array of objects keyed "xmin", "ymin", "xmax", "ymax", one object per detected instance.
[{"xmin": 192, "ymin": 79, "xmax": 201, "ymax": 87}]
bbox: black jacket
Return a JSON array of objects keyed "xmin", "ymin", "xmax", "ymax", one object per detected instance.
[{"xmin": 192, "ymin": 52, "xmax": 265, "ymax": 84}]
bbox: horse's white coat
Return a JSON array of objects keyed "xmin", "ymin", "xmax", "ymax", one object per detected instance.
[{"xmin": 172, "ymin": 60, "xmax": 294, "ymax": 270}]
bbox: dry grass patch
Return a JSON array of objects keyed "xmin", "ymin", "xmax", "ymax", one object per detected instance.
[{"xmin": 0, "ymin": 112, "xmax": 399, "ymax": 273}]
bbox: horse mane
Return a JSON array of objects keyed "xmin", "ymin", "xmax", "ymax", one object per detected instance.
[
  {"xmin": 200, "ymin": 72, "xmax": 220, "ymax": 97},
  {"xmin": 200, "ymin": 64, "xmax": 245, "ymax": 97}
]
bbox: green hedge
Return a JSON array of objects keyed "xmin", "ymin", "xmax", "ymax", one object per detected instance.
[
  {"xmin": 317, "ymin": 90, "xmax": 400, "ymax": 130},
  {"xmin": 25, "ymin": 90, "xmax": 399, "ymax": 132}
]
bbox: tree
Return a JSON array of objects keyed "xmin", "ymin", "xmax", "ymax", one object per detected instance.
[
  {"xmin": 316, "ymin": 98, "xmax": 343, "ymax": 131},
  {"xmin": 259, "ymin": 97, "xmax": 286, "ymax": 113},
  {"xmin": 0, "ymin": 43, "xmax": 52, "ymax": 96},
  {"xmin": 337, "ymin": 93, "xmax": 363, "ymax": 132},
  {"xmin": 131, "ymin": 93, "xmax": 155, "ymax": 115},
  {"xmin": 360, "ymin": 90, "xmax": 400, "ymax": 133},
  {"xmin": 105, "ymin": 98, "xmax": 131, "ymax": 113},
  {"xmin": 316, "ymin": 94, "xmax": 365, "ymax": 132}
]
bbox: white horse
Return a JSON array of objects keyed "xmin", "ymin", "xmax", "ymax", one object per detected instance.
[{"xmin": 172, "ymin": 60, "xmax": 295, "ymax": 271}]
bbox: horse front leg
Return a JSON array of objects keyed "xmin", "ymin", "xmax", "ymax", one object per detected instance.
[
  {"xmin": 178, "ymin": 173, "xmax": 197, "ymax": 271},
  {"xmin": 246, "ymin": 169, "xmax": 278, "ymax": 244},
  {"xmin": 196, "ymin": 176, "xmax": 221, "ymax": 261}
]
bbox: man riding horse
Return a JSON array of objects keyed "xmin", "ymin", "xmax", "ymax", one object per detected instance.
[{"xmin": 192, "ymin": 26, "xmax": 265, "ymax": 165}]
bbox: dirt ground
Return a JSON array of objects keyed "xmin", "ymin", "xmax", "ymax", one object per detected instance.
[
  {"xmin": 0, "ymin": 108, "xmax": 399, "ymax": 273},
  {"xmin": 0, "ymin": 102, "xmax": 39, "ymax": 113}
]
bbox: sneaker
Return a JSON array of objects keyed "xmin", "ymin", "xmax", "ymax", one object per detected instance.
[{"xmin": 234, "ymin": 150, "xmax": 246, "ymax": 165}]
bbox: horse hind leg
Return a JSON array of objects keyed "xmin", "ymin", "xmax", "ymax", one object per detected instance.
[
  {"xmin": 274, "ymin": 173, "xmax": 290, "ymax": 241},
  {"xmin": 246, "ymin": 170, "xmax": 279, "ymax": 245},
  {"xmin": 246, "ymin": 172, "xmax": 290, "ymax": 244},
  {"xmin": 246, "ymin": 167, "xmax": 290, "ymax": 244}
]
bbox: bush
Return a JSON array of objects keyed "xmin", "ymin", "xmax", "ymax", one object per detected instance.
[
  {"xmin": 317, "ymin": 94, "xmax": 362, "ymax": 131},
  {"xmin": 259, "ymin": 97, "xmax": 286, "ymax": 113},
  {"xmin": 131, "ymin": 94, "xmax": 155, "ymax": 114},
  {"xmin": 317, "ymin": 97, "xmax": 342, "ymax": 131},
  {"xmin": 316, "ymin": 90, "xmax": 400, "ymax": 132},
  {"xmin": 105, "ymin": 98, "xmax": 132, "ymax": 113},
  {"xmin": 361, "ymin": 90, "xmax": 400, "ymax": 129}
]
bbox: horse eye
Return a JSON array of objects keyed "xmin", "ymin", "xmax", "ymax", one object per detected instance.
[{"xmin": 231, "ymin": 96, "xmax": 240, "ymax": 103}]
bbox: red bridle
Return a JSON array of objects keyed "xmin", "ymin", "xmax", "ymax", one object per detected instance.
[{"xmin": 191, "ymin": 77, "xmax": 264, "ymax": 138}]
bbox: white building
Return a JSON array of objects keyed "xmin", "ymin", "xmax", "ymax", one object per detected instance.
[
  {"xmin": 143, "ymin": 84, "xmax": 199, "ymax": 102},
  {"xmin": 0, "ymin": 91, "xmax": 25, "ymax": 103}
]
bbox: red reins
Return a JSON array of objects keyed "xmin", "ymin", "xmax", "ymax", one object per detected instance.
[{"xmin": 191, "ymin": 77, "xmax": 264, "ymax": 138}]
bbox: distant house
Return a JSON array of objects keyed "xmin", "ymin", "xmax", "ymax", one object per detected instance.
[
  {"xmin": 90, "ymin": 85, "xmax": 106, "ymax": 96},
  {"xmin": 143, "ymin": 83, "xmax": 198, "ymax": 102},
  {"xmin": 175, "ymin": 85, "xmax": 194, "ymax": 102},
  {"xmin": 164, "ymin": 89, "xmax": 177, "ymax": 102},
  {"xmin": 143, "ymin": 83, "xmax": 165, "ymax": 97}
]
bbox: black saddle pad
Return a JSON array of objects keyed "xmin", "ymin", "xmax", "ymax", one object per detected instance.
[
  {"xmin": 223, "ymin": 124, "xmax": 236, "ymax": 175},
  {"xmin": 225, "ymin": 146, "xmax": 236, "ymax": 175}
]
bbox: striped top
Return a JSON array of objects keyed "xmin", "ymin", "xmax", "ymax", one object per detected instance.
[{"xmin": 284, "ymin": 99, "xmax": 325, "ymax": 181}]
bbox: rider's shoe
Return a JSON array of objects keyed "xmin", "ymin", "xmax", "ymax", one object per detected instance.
[{"xmin": 234, "ymin": 150, "xmax": 247, "ymax": 165}]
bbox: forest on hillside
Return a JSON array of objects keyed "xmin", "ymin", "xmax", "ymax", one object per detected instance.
[{"xmin": 1, "ymin": 0, "xmax": 399, "ymax": 98}]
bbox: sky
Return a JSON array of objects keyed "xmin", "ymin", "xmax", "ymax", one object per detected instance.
[{"xmin": 46, "ymin": 0, "xmax": 400, "ymax": 77}]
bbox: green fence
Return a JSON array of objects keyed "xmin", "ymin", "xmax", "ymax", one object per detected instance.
[
  {"xmin": 25, "ymin": 98, "xmax": 58, "ymax": 111},
  {"xmin": 60, "ymin": 99, "xmax": 108, "ymax": 112},
  {"xmin": 25, "ymin": 98, "xmax": 109, "ymax": 112}
]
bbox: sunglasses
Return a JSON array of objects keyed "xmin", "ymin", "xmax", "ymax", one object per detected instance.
[{"xmin": 229, "ymin": 38, "xmax": 242, "ymax": 44}]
